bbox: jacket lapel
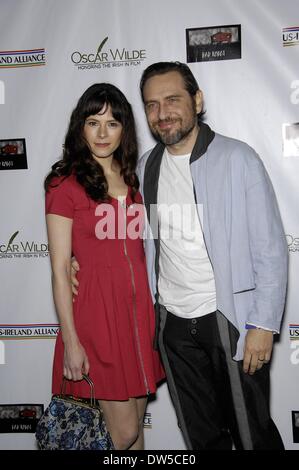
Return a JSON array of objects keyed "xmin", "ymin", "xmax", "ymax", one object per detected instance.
[{"xmin": 143, "ymin": 142, "xmax": 164, "ymax": 250}]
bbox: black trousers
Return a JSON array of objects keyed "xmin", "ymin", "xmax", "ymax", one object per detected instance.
[{"xmin": 162, "ymin": 309, "xmax": 284, "ymax": 450}]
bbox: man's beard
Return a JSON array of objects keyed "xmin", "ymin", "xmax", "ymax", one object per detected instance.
[{"xmin": 150, "ymin": 116, "xmax": 197, "ymax": 146}]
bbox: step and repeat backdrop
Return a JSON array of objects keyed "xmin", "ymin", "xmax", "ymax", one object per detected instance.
[{"xmin": 0, "ymin": 0, "xmax": 298, "ymax": 450}]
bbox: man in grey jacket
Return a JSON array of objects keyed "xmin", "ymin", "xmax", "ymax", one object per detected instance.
[
  {"xmin": 136, "ymin": 61, "xmax": 287, "ymax": 450},
  {"xmin": 72, "ymin": 61, "xmax": 287, "ymax": 450}
]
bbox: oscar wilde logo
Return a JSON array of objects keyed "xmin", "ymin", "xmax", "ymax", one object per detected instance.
[
  {"xmin": 71, "ymin": 37, "xmax": 146, "ymax": 70},
  {"xmin": 0, "ymin": 49, "xmax": 46, "ymax": 68},
  {"xmin": 0, "ymin": 230, "xmax": 49, "ymax": 259}
]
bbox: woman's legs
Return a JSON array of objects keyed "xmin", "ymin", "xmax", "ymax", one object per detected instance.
[
  {"xmin": 128, "ymin": 397, "xmax": 148, "ymax": 450},
  {"xmin": 99, "ymin": 397, "xmax": 148, "ymax": 450}
]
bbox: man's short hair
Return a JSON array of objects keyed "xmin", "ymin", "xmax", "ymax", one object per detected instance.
[
  {"xmin": 140, "ymin": 61, "xmax": 200, "ymax": 102},
  {"xmin": 140, "ymin": 61, "xmax": 205, "ymax": 120}
]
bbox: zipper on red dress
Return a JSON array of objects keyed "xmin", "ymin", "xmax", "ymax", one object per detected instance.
[{"xmin": 120, "ymin": 198, "xmax": 150, "ymax": 395}]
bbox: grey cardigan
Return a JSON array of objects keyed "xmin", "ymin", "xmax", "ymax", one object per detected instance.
[{"xmin": 137, "ymin": 123, "xmax": 288, "ymax": 360}]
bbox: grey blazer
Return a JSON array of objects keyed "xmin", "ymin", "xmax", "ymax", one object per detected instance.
[{"xmin": 137, "ymin": 123, "xmax": 288, "ymax": 360}]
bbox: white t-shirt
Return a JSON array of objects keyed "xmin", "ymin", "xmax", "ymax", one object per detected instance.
[{"xmin": 157, "ymin": 148, "xmax": 217, "ymax": 319}]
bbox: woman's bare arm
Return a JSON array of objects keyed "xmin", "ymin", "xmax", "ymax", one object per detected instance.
[{"xmin": 46, "ymin": 213, "xmax": 89, "ymax": 380}]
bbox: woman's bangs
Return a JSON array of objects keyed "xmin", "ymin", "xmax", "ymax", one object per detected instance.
[{"xmin": 82, "ymin": 96, "xmax": 108, "ymax": 120}]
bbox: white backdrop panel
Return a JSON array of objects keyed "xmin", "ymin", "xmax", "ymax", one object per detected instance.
[{"xmin": 0, "ymin": 0, "xmax": 298, "ymax": 450}]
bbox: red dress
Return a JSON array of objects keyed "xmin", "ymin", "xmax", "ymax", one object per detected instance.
[{"xmin": 46, "ymin": 174, "xmax": 164, "ymax": 400}]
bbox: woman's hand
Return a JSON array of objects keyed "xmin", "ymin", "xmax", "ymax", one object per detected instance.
[{"xmin": 63, "ymin": 340, "xmax": 90, "ymax": 381}]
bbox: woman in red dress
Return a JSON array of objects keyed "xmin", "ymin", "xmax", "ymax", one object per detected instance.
[{"xmin": 44, "ymin": 83, "xmax": 164, "ymax": 450}]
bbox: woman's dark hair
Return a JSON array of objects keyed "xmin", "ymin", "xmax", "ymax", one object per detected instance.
[
  {"xmin": 140, "ymin": 61, "xmax": 205, "ymax": 121},
  {"xmin": 45, "ymin": 83, "xmax": 139, "ymax": 202}
]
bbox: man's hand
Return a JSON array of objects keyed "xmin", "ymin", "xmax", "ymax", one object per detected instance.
[
  {"xmin": 71, "ymin": 257, "xmax": 80, "ymax": 296},
  {"xmin": 243, "ymin": 328, "xmax": 273, "ymax": 375}
]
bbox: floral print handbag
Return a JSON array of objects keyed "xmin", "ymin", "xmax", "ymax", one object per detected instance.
[{"xmin": 35, "ymin": 374, "xmax": 114, "ymax": 450}]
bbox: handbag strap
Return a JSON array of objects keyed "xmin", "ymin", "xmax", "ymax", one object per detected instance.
[{"xmin": 61, "ymin": 374, "xmax": 96, "ymax": 407}]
